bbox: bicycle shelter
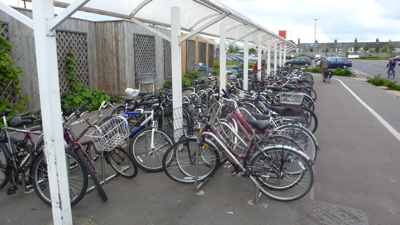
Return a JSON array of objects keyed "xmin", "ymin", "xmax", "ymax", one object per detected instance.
[{"xmin": 0, "ymin": 1, "xmax": 296, "ymax": 224}]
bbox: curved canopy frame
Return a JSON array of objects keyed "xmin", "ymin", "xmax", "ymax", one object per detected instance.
[{"xmin": 0, "ymin": 1, "xmax": 296, "ymax": 224}]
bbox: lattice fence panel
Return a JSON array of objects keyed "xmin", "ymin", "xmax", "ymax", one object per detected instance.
[
  {"xmin": 199, "ymin": 42, "xmax": 206, "ymax": 65},
  {"xmin": 56, "ymin": 30, "xmax": 89, "ymax": 95},
  {"xmin": 134, "ymin": 34, "xmax": 156, "ymax": 76},
  {"xmin": 0, "ymin": 23, "xmax": 15, "ymax": 104},
  {"xmin": 208, "ymin": 44, "xmax": 214, "ymax": 68},
  {"xmin": 186, "ymin": 40, "xmax": 196, "ymax": 71},
  {"xmin": 163, "ymin": 39, "xmax": 172, "ymax": 78}
]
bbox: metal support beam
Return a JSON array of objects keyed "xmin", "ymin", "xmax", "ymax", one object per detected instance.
[
  {"xmin": 266, "ymin": 40, "xmax": 271, "ymax": 76},
  {"xmin": 180, "ymin": 13, "xmax": 228, "ymax": 43},
  {"xmin": 219, "ymin": 22, "xmax": 227, "ymax": 91},
  {"xmin": 130, "ymin": 17, "xmax": 171, "ymax": 42},
  {"xmin": 0, "ymin": 2, "xmax": 33, "ymax": 29},
  {"xmin": 32, "ymin": 0, "xmax": 72, "ymax": 224},
  {"xmin": 171, "ymin": 6, "xmax": 183, "ymax": 138},
  {"xmin": 243, "ymin": 36, "xmax": 249, "ymax": 90},
  {"xmin": 47, "ymin": 0, "xmax": 89, "ymax": 33},
  {"xmin": 226, "ymin": 28, "xmax": 257, "ymax": 46}
]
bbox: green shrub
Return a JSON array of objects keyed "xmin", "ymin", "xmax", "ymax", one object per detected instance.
[
  {"xmin": 185, "ymin": 70, "xmax": 198, "ymax": 80},
  {"xmin": 307, "ymin": 67, "xmax": 321, "ymax": 73},
  {"xmin": 61, "ymin": 51, "xmax": 111, "ymax": 111},
  {"xmin": 332, "ymin": 68, "xmax": 354, "ymax": 77},
  {"xmin": 367, "ymin": 75, "xmax": 387, "ymax": 86},
  {"xmin": 0, "ymin": 33, "xmax": 29, "ymax": 116},
  {"xmin": 367, "ymin": 74, "xmax": 400, "ymax": 90}
]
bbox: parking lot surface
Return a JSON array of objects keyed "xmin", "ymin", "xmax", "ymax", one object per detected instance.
[{"xmin": 2, "ymin": 74, "xmax": 400, "ymax": 225}]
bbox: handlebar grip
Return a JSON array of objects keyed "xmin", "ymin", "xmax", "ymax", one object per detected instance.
[{"xmin": 77, "ymin": 102, "xmax": 89, "ymax": 112}]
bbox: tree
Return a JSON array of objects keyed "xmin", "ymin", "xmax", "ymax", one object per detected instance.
[
  {"xmin": 363, "ymin": 45, "xmax": 369, "ymax": 52},
  {"xmin": 375, "ymin": 46, "xmax": 381, "ymax": 53},
  {"xmin": 249, "ymin": 48, "xmax": 256, "ymax": 54},
  {"xmin": 354, "ymin": 44, "xmax": 360, "ymax": 53},
  {"xmin": 227, "ymin": 45, "xmax": 239, "ymax": 53},
  {"xmin": 381, "ymin": 45, "xmax": 388, "ymax": 52}
]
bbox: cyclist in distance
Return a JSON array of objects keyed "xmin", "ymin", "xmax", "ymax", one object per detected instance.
[{"xmin": 386, "ymin": 58, "xmax": 396, "ymax": 78}]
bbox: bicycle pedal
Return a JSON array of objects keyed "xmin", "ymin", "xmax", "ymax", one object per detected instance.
[{"xmin": 6, "ymin": 186, "xmax": 18, "ymax": 195}]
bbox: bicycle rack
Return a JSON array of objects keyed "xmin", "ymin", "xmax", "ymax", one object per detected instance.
[{"xmin": 86, "ymin": 151, "xmax": 118, "ymax": 193}]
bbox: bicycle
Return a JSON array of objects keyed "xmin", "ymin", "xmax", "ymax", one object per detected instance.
[
  {"xmin": 31, "ymin": 102, "xmax": 138, "ymax": 206},
  {"xmin": 109, "ymin": 90, "xmax": 175, "ymax": 172},
  {"xmin": 162, "ymin": 112, "xmax": 314, "ymax": 202},
  {"xmin": 0, "ymin": 109, "xmax": 43, "ymax": 195},
  {"xmin": 389, "ymin": 69, "xmax": 395, "ymax": 79}
]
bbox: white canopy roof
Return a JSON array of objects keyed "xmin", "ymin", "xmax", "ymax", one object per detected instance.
[{"xmin": 52, "ymin": 0, "xmax": 295, "ymax": 48}]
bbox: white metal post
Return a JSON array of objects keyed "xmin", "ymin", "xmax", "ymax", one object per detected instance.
[
  {"xmin": 219, "ymin": 22, "xmax": 227, "ymax": 91},
  {"xmin": 171, "ymin": 6, "xmax": 183, "ymax": 138},
  {"xmin": 279, "ymin": 44, "xmax": 283, "ymax": 68},
  {"xmin": 32, "ymin": 0, "xmax": 72, "ymax": 224},
  {"xmin": 257, "ymin": 35, "xmax": 262, "ymax": 81},
  {"xmin": 243, "ymin": 37, "xmax": 249, "ymax": 90},
  {"xmin": 266, "ymin": 40, "xmax": 271, "ymax": 76},
  {"xmin": 274, "ymin": 44, "xmax": 278, "ymax": 73},
  {"xmin": 283, "ymin": 44, "xmax": 286, "ymax": 65}
]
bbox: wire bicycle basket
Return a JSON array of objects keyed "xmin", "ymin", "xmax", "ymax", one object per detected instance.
[
  {"xmin": 279, "ymin": 92, "xmax": 304, "ymax": 105},
  {"xmin": 87, "ymin": 116, "xmax": 129, "ymax": 152}
]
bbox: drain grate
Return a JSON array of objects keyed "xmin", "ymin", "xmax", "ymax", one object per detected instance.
[{"xmin": 298, "ymin": 200, "xmax": 369, "ymax": 225}]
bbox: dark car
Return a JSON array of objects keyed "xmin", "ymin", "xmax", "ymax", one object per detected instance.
[
  {"xmin": 285, "ymin": 57, "xmax": 312, "ymax": 67},
  {"xmin": 328, "ymin": 57, "xmax": 352, "ymax": 69}
]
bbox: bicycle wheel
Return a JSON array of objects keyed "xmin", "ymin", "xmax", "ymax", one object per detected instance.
[
  {"xmin": 250, "ymin": 145, "xmax": 314, "ymax": 202},
  {"xmin": 31, "ymin": 150, "xmax": 88, "ymax": 206},
  {"xmin": 105, "ymin": 146, "xmax": 138, "ymax": 178},
  {"xmin": 0, "ymin": 142, "xmax": 10, "ymax": 189},
  {"xmin": 299, "ymin": 106, "xmax": 318, "ymax": 133},
  {"xmin": 74, "ymin": 149, "xmax": 108, "ymax": 202},
  {"xmin": 130, "ymin": 127, "xmax": 174, "ymax": 172},
  {"xmin": 162, "ymin": 137, "xmax": 219, "ymax": 184},
  {"xmin": 274, "ymin": 124, "xmax": 318, "ymax": 162}
]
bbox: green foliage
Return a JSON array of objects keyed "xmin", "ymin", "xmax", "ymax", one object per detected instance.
[
  {"xmin": 367, "ymin": 74, "xmax": 400, "ymax": 90},
  {"xmin": 182, "ymin": 76, "xmax": 192, "ymax": 87},
  {"xmin": 0, "ymin": 32, "xmax": 29, "ymax": 115},
  {"xmin": 381, "ymin": 45, "xmax": 388, "ymax": 52},
  {"xmin": 363, "ymin": 45, "xmax": 369, "ymax": 52},
  {"xmin": 306, "ymin": 67, "xmax": 321, "ymax": 73},
  {"xmin": 185, "ymin": 70, "xmax": 198, "ymax": 80},
  {"xmin": 354, "ymin": 44, "xmax": 360, "ymax": 53},
  {"xmin": 249, "ymin": 48, "xmax": 256, "ymax": 54},
  {"xmin": 61, "ymin": 51, "xmax": 111, "ymax": 111},
  {"xmin": 332, "ymin": 68, "xmax": 354, "ymax": 77},
  {"xmin": 227, "ymin": 45, "xmax": 240, "ymax": 53},
  {"xmin": 359, "ymin": 55, "xmax": 381, "ymax": 60}
]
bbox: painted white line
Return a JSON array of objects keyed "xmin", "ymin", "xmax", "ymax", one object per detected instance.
[{"xmin": 337, "ymin": 79, "xmax": 400, "ymax": 142}]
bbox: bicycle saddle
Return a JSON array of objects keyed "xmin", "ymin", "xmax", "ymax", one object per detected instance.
[
  {"xmin": 266, "ymin": 85, "xmax": 282, "ymax": 91},
  {"xmin": 250, "ymin": 112, "xmax": 270, "ymax": 120},
  {"xmin": 9, "ymin": 115, "xmax": 36, "ymax": 127},
  {"xmin": 247, "ymin": 120, "xmax": 272, "ymax": 132}
]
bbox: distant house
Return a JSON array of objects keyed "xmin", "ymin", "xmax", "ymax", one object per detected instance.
[{"xmin": 295, "ymin": 38, "xmax": 400, "ymax": 54}]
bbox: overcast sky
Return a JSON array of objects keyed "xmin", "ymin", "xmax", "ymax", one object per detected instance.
[
  {"xmin": 3, "ymin": 0, "xmax": 400, "ymax": 44},
  {"xmin": 217, "ymin": 0, "xmax": 400, "ymax": 44}
]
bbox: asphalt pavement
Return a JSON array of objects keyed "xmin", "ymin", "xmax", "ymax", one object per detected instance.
[{"xmin": 1, "ymin": 74, "xmax": 400, "ymax": 225}]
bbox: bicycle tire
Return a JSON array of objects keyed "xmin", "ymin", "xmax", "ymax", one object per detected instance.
[
  {"xmin": 105, "ymin": 146, "xmax": 138, "ymax": 178},
  {"xmin": 75, "ymin": 149, "xmax": 108, "ymax": 202},
  {"xmin": 274, "ymin": 124, "xmax": 318, "ymax": 162},
  {"xmin": 250, "ymin": 145, "xmax": 314, "ymax": 202},
  {"xmin": 31, "ymin": 150, "xmax": 88, "ymax": 206},
  {"xmin": 130, "ymin": 127, "xmax": 174, "ymax": 172},
  {"xmin": 162, "ymin": 137, "xmax": 219, "ymax": 184},
  {"xmin": 0, "ymin": 142, "xmax": 10, "ymax": 189}
]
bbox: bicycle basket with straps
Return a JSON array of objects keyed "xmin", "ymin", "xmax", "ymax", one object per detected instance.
[{"xmin": 86, "ymin": 116, "xmax": 129, "ymax": 152}]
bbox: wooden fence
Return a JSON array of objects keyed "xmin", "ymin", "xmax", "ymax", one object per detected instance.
[{"xmin": 0, "ymin": 7, "xmax": 215, "ymax": 111}]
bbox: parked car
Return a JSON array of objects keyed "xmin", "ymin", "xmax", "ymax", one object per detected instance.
[
  {"xmin": 231, "ymin": 55, "xmax": 243, "ymax": 62},
  {"xmin": 285, "ymin": 57, "xmax": 312, "ymax": 67},
  {"xmin": 328, "ymin": 57, "xmax": 352, "ymax": 69}
]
